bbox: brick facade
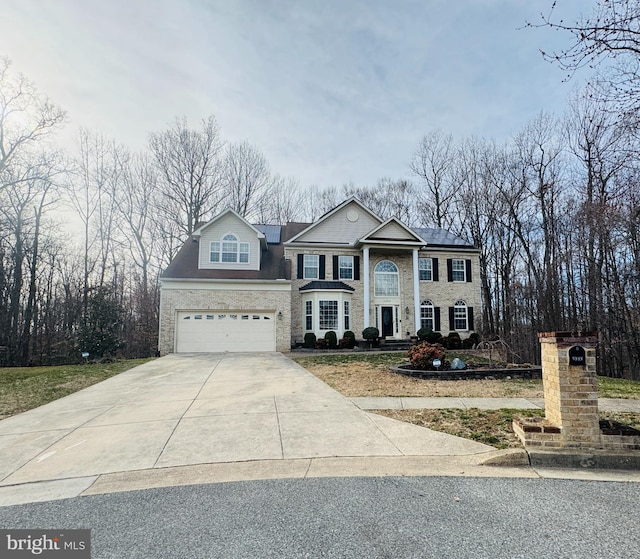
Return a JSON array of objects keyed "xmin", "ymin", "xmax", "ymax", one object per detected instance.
[{"xmin": 159, "ymin": 282, "xmax": 291, "ymax": 354}]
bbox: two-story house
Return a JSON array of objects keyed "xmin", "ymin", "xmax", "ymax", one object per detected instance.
[{"xmin": 159, "ymin": 197, "xmax": 481, "ymax": 354}]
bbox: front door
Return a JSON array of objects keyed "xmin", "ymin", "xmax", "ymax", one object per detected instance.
[{"xmin": 381, "ymin": 306, "xmax": 394, "ymax": 338}]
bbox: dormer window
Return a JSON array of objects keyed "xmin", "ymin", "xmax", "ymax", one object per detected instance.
[{"xmin": 210, "ymin": 234, "xmax": 250, "ymax": 263}]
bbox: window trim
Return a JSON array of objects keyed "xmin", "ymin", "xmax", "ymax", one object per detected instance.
[
  {"xmin": 419, "ymin": 258, "xmax": 433, "ymax": 281},
  {"xmin": 344, "ymin": 300, "xmax": 350, "ymax": 330},
  {"xmin": 452, "ymin": 259, "xmax": 466, "ymax": 282},
  {"xmin": 374, "ymin": 260, "xmax": 399, "ymax": 297},
  {"xmin": 453, "ymin": 299, "xmax": 468, "ymax": 330},
  {"xmin": 338, "ymin": 255, "xmax": 354, "ymax": 280},
  {"xmin": 319, "ymin": 300, "xmax": 339, "ymax": 330},
  {"xmin": 303, "ymin": 254, "xmax": 320, "ymax": 280},
  {"xmin": 210, "ymin": 233, "xmax": 250, "ymax": 264},
  {"xmin": 420, "ymin": 299, "xmax": 435, "ymax": 331},
  {"xmin": 305, "ymin": 300, "xmax": 313, "ymax": 331}
]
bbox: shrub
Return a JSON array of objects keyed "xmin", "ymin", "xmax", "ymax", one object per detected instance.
[
  {"xmin": 417, "ymin": 328, "xmax": 443, "ymax": 344},
  {"xmin": 342, "ymin": 331, "xmax": 356, "ymax": 349},
  {"xmin": 315, "ymin": 338, "xmax": 329, "ymax": 349},
  {"xmin": 468, "ymin": 332, "xmax": 481, "ymax": 345},
  {"xmin": 362, "ymin": 327, "xmax": 379, "ymax": 341},
  {"xmin": 304, "ymin": 332, "xmax": 316, "ymax": 348},
  {"xmin": 325, "ymin": 330, "xmax": 338, "ymax": 349},
  {"xmin": 443, "ymin": 332, "xmax": 462, "ymax": 350},
  {"xmin": 416, "ymin": 327, "xmax": 431, "ymax": 341},
  {"xmin": 408, "ymin": 342, "xmax": 445, "ymax": 370}
]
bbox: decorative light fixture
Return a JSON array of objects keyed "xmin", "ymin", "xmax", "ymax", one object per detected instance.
[
  {"xmin": 405, "ymin": 306, "xmax": 410, "ymax": 318},
  {"xmin": 277, "ymin": 311, "xmax": 283, "ymax": 320}
]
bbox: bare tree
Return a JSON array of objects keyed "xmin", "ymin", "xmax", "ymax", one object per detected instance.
[
  {"xmin": 255, "ymin": 175, "xmax": 306, "ymax": 224},
  {"xmin": 223, "ymin": 141, "xmax": 271, "ymax": 219},
  {"xmin": 411, "ymin": 130, "xmax": 460, "ymax": 228},
  {"xmin": 0, "ymin": 58, "xmax": 66, "ymax": 179},
  {"xmin": 149, "ymin": 116, "xmax": 225, "ymax": 237},
  {"xmin": 531, "ymin": 0, "xmax": 640, "ymax": 119}
]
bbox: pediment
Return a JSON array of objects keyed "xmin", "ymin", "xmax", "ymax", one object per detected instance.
[
  {"xmin": 286, "ymin": 198, "xmax": 382, "ymax": 245},
  {"xmin": 360, "ymin": 218, "xmax": 426, "ymax": 245}
]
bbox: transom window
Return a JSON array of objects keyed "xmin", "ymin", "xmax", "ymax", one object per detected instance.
[
  {"xmin": 374, "ymin": 260, "xmax": 399, "ymax": 297},
  {"xmin": 338, "ymin": 255, "xmax": 354, "ymax": 280},
  {"xmin": 454, "ymin": 300, "xmax": 468, "ymax": 330},
  {"xmin": 420, "ymin": 299, "xmax": 434, "ymax": 331},
  {"xmin": 210, "ymin": 234, "xmax": 249, "ymax": 263},
  {"xmin": 419, "ymin": 258, "xmax": 432, "ymax": 281},
  {"xmin": 304, "ymin": 255, "xmax": 319, "ymax": 279},
  {"xmin": 319, "ymin": 300, "xmax": 338, "ymax": 330},
  {"xmin": 452, "ymin": 259, "xmax": 466, "ymax": 282}
]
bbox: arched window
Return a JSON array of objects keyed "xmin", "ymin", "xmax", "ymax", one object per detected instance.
[
  {"xmin": 420, "ymin": 299, "xmax": 434, "ymax": 331},
  {"xmin": 210, "ymin": 233, "xmax": 249, "ymax": 263},
  {"xmin": 374, "ymin": 260, "xmax": 399, "ymax": 297},
  {"xmin": 453, "ymin": 300, "xmax": 468, "ymax": 330}
]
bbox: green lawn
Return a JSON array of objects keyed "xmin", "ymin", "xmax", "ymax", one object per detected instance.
[{"xmin": 0, "ymin": 358, "xmax": 155, "ymax": 419}]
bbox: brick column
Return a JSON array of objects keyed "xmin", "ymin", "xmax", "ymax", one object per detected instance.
[{"xmin": 539, "ymin": 331, "xmax": 600, "ymax": 447}]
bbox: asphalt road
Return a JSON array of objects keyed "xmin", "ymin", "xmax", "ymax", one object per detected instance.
[{"xmin": 1, "ymin": 476, "xmax": 639, "ymax": 559}]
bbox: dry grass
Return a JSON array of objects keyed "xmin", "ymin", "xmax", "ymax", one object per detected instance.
[
  {"xmin": 375, "ymin": 409, "xmax": 640, "ymax": 449},
  {"xmin": 293, "ymin": 353, "xmax": 544, "ymax": 398},
  {"xmin": 375, "ymin": 408, "xmax": 544, "ymax": 449}
]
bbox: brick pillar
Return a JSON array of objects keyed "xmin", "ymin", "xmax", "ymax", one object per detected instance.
[{"xmin": 539, "ymin": 331, "xmax": 600, "ymax": 447}]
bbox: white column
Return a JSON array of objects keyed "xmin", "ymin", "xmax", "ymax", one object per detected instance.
[
  {"xmin": 363, "ymin": 246, "xmax": 370, "ymax": 328},
  {"xmin": 413, "ymin": 248, "xmax": 420, "ymax": 333}
]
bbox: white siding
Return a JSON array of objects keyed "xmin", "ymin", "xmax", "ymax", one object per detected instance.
[
  {"xmin": 294, "ymin": 201, "xmax": 381, "ymax": 244},
  {"xmin": 198, "ymin": 213, "xmax": 261, "ymax": 270},
  {"xmin": 369, "ymin": 221, "xmax": 417, "ymax": 241}
]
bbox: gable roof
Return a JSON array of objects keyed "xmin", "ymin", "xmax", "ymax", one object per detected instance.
[
  {"xmin": 161, "ymin": 222, "xmax": 307, "ymax": 280},
  {"xmin": 285, "ymin": 196, "xmax": 383, "ymax": 245},
  {"xmin": 359, "ymin": 217, "xmax": 426, "ymax": 246},
  {"xmin": 193, "ymin": 208, "xmax": 267, "ymax": 249}
]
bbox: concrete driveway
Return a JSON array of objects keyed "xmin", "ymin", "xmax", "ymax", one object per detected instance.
[{"xmin": 0, "ymin": 353, "xmax": 520, "ymax": 505}]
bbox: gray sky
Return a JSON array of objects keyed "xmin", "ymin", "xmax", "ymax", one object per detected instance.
[{"xmin": 2, "ymin": 0, "xmax": 589, "ymax": 189}]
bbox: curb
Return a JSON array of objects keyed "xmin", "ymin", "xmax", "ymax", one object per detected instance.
[{"xmin": 527, "ymin": 450, "xmax": 640, "ymax": 470}]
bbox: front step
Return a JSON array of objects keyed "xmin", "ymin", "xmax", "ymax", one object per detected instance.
[{"xmin": 378, "ymin": 338, "xmax": 414, "ymax": 351}]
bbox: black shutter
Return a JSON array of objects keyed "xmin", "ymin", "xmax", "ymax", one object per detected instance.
[
  {"xmin": 354, "ymin": 256, "xmax": 360, "ymax": 280},
  {"xmin": 333, "ymin": 256, "xmax": 339, "ymax": 280},
  {"xmin": 432, "ymin": 258, "xmax": 439, "ymax": 281},
  {"xmin": 297, "ymin": 254, "xmax": 304, "ymax": 279},
  {"xmin": 468, "ymin": 307, "xmax": 474, "ymax": 330},
  {"xmin": 434, "ymin": 307, "xmax": 441, "ymax": 331},
  {"xmin": 466, "ymin": 259, "xmax": 472, "ymax": 282},
  {"xmin": 447, "ymin": 259, "xmax": 453, "ymax": 282},
  {"xmin": 319, "ymin": 255, "xmax": 325, "ymax": 279},
  {"xmin": 449, "ymin": 307, "xmax": 455, "ymax": 330}
]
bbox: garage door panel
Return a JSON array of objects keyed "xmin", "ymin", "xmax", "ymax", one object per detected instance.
[{"xmin": 176, "ymin": 311, "xmax": 275, "ymax": 352}]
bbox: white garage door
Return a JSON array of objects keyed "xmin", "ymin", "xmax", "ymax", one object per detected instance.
[{"xmin": 176, "ymin": 311, "xmax": 276, "ymax": 352}]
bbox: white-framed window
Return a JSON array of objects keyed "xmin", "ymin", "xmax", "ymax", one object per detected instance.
[
  {"xmin": 319, "ymin": 300, "xmax": 338, "ymax": 330},
  {"xmin": 211, "ymin": 234, "xmax": 249, "ymax": 263},
  {"xmin": 374, "ymin": 260, "xmax": 399, "ymax": 297},
  {"xmin": 419, "ymin": 258, "xmax": 432, "ymax": 281},
  {"xmin": 338, "ymin": 255, "xmax": 354, "ymax": 280},
  {"xmin": 452, "ymin": 259, "xmax": 466, "ymax": 282},
  {"xmin": 210, "ymin": 242, "xmax": 220, "ymax": 262},
  {"xmin": 304, "ymin": 255, "xmax": 319, "ymax": 279},
  {"xmin": 420, "ymin": 299, "xmax": 434, "ymax": 331},
  {"xmin": 344, "ymin": 301, "xmax": 350, "ymax": 330},
  {"xmin": 454, "ymin": 300, "xmax": 468, "ymax": 330},
  {"xmin": 305, "ymin": 300, "xmax": 313, "ymax": 331}
]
